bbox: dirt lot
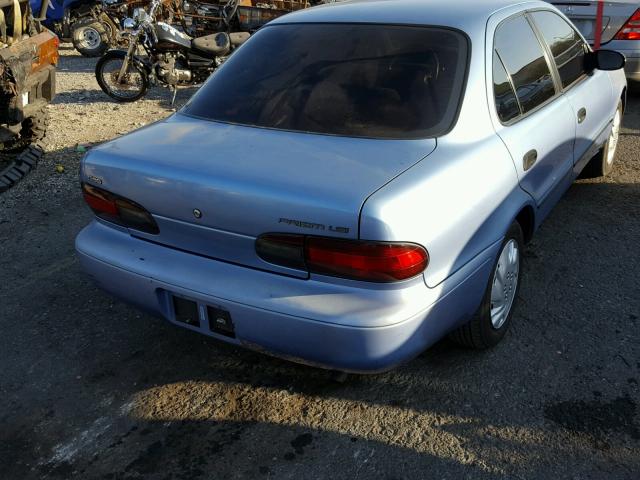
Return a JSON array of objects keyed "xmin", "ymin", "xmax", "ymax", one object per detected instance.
[{"xmin": 1, "ymin": 47, "xmax": 639, "ymax": 480}]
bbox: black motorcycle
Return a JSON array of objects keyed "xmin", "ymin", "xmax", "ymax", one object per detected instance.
[{"xmin": 95, "ymin": 0, "xmax": 248, "ymax": 103}]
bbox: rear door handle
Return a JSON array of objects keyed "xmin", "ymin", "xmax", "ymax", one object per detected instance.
[
  {"xmin": 577, "ymin": 107, "xmax": 587, "ymax": 124},
  {"xmin": 523, "ymin": 149, "xmax": 538, "ymax": 171}
]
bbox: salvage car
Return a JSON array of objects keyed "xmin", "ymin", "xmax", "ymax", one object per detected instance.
[
  {"xmin": 76, "ymin": 0, "xmax": 627, "ymax": 372},
  {"xmin": 548, "ymin": 0, "xmax": 640, "ymax": 81}
]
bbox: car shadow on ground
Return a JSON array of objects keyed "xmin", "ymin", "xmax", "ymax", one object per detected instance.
[{"xmin": 7, "ymin": 176, "xmax": 636, "ymax": 479}]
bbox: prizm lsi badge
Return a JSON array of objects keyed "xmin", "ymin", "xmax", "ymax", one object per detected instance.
[{"xmin": 278, "ymin": 218, "xmax": 350, "ymax": 234}]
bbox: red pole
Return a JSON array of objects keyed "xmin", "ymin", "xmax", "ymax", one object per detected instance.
[{"xmin": 594, "ymin": 0, "xmax": 604, "ymax": 49}]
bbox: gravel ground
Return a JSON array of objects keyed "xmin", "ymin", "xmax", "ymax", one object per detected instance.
[{"xmin": 0, "ymin": 47, "xmax": 639, "ymax": 480}]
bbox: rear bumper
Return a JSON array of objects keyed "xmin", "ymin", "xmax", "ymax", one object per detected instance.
[
  {"xmin": 624, "ymin": 56, "xmax": 640, "ymax": 81},
  {"xmin": 76, "ymin": 221, "xmax": 498, "ymax": 373}
]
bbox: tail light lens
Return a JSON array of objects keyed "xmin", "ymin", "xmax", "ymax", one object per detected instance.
[
  {"xmin": 615, "ymin": 9, "xmax": 640, "ymax": 40},
  {"xmin": 255, "ymin": 234, "xmax": 306, "ymax": 270},
  {"xmin": 33, "ymin": 32, "xmax": 60, "ymax": 71},
  {"xmin": 82, "ymin": 183, "xmax": 159, "ymax": 234},
  {"xmin": 256, "ymin": 234, "xmax": 428, "ymax": 283}
]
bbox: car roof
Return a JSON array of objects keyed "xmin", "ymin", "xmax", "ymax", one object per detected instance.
[{"xmin": 271, "ymin": 0, "xmax": 552, "ymax": 30}]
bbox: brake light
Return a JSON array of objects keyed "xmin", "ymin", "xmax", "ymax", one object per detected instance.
[
  {"xmin": 256, "ymin": 234, "xmax": 428, "ymax": 282},
  {"xmin": 615, "ymin": 9, "xmax": 640, "ymax": 40},
  {"xmin": 82, "ymin": 183, "xmax": 159, "ymax": 234}
]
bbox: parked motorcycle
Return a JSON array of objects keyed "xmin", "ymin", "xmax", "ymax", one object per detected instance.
[
  {"xmin": 95, "ymin": 0, "xmax": 248, "ymax": 102},
  {"xmin": 31, "ymin": 0, "xmax": 174, "ymax": 57}
]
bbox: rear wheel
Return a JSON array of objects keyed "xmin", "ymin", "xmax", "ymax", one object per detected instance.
[
  {"xmin": 96, "ymin": 52, "xmax": 149, "ymax": 102},
  {"xmin": 72, "ymin": 18, "xmax": 111, "ymax": 57},
  {"xmin": 581, "ymin": 101, "xmax": 622, "ymax": 178},
  {"xmin": 449, "ymin": 221, "xmax": 524, "ymax": 349}
]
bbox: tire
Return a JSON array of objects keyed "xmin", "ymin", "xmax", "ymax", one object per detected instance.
[
  {"xmin": 72, "ymin": 18, "xmax": 111, "ymax": 57},
  {"xmin": 96, "ymin": 51, "xmax": 149, "ymax": 103},
  {"xmin": 4, "ymin": 106, "xmax": 48, "ymax": 153},
  {"xmin": 449, "ymin": 221, "xmax": 524, "ymax": 349},
  {"xmin": 581, "ymin": 100, "xmax": 623, "ymax": 179}
]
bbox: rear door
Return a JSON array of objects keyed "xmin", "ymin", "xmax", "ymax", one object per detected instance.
[
  {"xmin": 491, "ymin": 13, "xmax": 576, "ymax": 206},
  {"xmin": 530, "ymin": 10, "xmax": 614, "ymax": 164}
]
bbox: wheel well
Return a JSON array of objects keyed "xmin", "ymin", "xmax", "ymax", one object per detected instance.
[{"xmin": 515, "ymin": 206, "xmax": 535, "ymax": 244}]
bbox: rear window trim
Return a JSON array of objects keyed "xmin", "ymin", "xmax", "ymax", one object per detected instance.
[
  {"xmin": 527, "ymin": 8, "xmax": 593, "ymax": 94},
  {"xmin": 181, "ymin": 22, "xmax": 472, "ymax": 141},
  {"xmin": 492, "ymin": 11, "xmax": 562, "ymax": 127}
]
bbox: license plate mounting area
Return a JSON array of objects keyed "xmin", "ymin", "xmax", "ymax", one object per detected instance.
[{"xmin": 170, "ymin": 294, "xmax": 235, "ymax": 338}]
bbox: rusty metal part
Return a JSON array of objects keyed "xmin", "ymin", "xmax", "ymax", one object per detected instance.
[{"xmin": 0, "ymin": 0, "xmax": 56, "ymax": 192}]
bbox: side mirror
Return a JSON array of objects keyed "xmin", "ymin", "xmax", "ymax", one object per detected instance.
[{"xmin": 585, "ymin": 49, "xmax": 626, "ymax": 71}]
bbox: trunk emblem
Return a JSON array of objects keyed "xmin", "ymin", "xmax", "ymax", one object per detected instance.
[
  {"xmin": 278, "ymin": 217, "xmax": 350, "ymax": 234},
  {"xmin": 193, "ymin": 209, "xmax": 203, "ymax": 219}
]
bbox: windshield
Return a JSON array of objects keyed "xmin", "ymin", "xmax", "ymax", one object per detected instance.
[{"xmin": 182, "ymin": 23, "xmax": 469, "ymax": 139}]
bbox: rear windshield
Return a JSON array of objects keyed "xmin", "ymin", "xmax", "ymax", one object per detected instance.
[{"xmin": 182, "ymin": 23, "xmax": 469, "ymax": 139}]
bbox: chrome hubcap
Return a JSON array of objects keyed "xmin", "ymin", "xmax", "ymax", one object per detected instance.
[
  {"xmin": 607, "ymin": 108, "xmax": 621, "ymax": 166},
  {"xmin": 490, "ymin": 239, "xmax": 519, "ymax": 329},
  {"xmin": 80, "ymin": 27, "xmax": 101, "ymax": 49}
]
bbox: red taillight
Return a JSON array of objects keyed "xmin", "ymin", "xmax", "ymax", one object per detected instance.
[
  {"xmin": 256, "ymin": 234, "xmax": 428, "ymax": 282},
  {"xmin": 615, "ymin": 9, "xmax": 640, "ymax": 40},
  {"xmin": 81, "ymin": 183, "xmax": 159, "ymax": 234}
]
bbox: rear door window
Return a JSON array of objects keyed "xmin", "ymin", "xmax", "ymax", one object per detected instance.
[
  {"xmin": 530, "ymin": 10, "xmax": 588, "ymax": 89},
  {"xmin": 494, "ymin": 15, "xmax": 556, "ymax": 115},
  {"xmin": 182, "ymin": 23, "xmax": 469, "ymax": 139}
]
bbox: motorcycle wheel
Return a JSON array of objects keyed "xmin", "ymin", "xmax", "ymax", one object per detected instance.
[
  {"xmin": 72, "ymin": 18, "xmax": 111, "ymax": 57},
  {"xmin": 96, "ymin": 51, "xmax": 150, "ymax": 103}
]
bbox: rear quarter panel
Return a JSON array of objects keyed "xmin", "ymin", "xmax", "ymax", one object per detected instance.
[{"xmin": 359, "ymin": 136, "xmax": 529, "ymax": 288}]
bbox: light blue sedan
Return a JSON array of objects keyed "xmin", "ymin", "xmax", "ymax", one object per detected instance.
[{"xmin": 76, "ymin": 0, "xmax": 627, "ymax": 372}]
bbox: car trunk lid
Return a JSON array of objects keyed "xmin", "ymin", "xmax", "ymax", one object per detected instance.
[
  {"xmin": 551, "ymin": 1, "xmax": 639, "ymax": 44},
  {"xmin": 82, "ymin": 114, "xmax": 436, "ymax": 276}
]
